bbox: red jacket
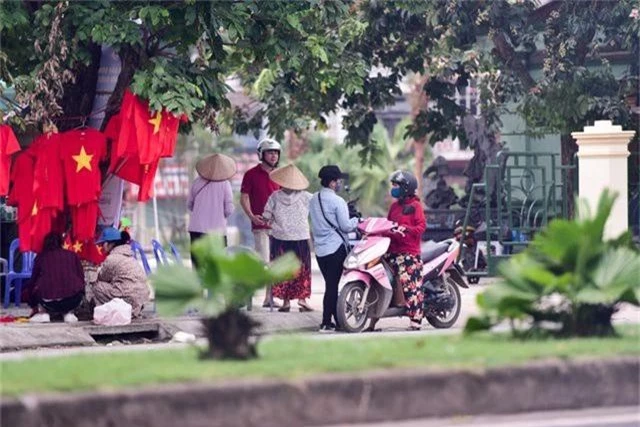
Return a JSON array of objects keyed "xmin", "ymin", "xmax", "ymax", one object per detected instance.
[{"xmin": 387, "ymin": 196, "xmax": 426, "ymax": 256}]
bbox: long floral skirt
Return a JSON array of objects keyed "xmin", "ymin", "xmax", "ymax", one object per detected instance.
[
  {"xmin": 385, "ymin": 253, "xmax": 424, "ymax": 321},
  {"xmin": 270, "ymin": 238, "xmax": 312, "ymax": 300}
]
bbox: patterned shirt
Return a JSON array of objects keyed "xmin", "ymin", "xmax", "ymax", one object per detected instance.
[{"xmin": 263, "ymin": 190, "xmax": 312, "ymax": 241}]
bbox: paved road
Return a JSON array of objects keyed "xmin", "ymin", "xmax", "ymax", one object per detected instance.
[
  {"xmin": 324, "ymin": 406, "xmax": 640, "ymax": 427},
  {"xmin": 259, "ymin": 271, "xmax": 639, "ymax": 332}
]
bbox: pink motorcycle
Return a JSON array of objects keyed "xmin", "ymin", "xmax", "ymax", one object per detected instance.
[{"xmin": 336, "ymin": 217, "xmax": 468, "ymax": 333}]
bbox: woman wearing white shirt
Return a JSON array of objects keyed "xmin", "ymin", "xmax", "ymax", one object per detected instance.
[{"xmin": 261, "ymin": 164, "xmax": 313, "ymax": 313}]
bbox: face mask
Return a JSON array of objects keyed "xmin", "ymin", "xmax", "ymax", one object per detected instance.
[{"xmin": 390, "ymin": 187, "xmax": 402, "ymax": 198}]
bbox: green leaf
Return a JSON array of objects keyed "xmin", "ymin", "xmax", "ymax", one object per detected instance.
[
  {"xmin": 464, "ymin": 315, "xmax": 493, "ymax": 334},
  {"xmin": 152, "ymin": 265, "xmax": 204, "ymax": 316},
  {"xmin": 154, "ymin": 234, "xmax": 300, "ymax": 315}
]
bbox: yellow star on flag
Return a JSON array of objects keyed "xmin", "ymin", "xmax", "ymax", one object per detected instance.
[
  {"xmin": 31, "ymin": 201, "xmax": 38, "ymax": 216},
  {"xmin": 148, "ymin": 111, "xmax": 162, "ymax": 134},
  {"xmin": 72, "ymin": 241, "xmax": 83, "ymax": 253},
  {"xmin": 63, "ymin": 242, "xmax": 71, "ymax": 250},
  {"xmin": 72, "ymin": 146, "xmax": 93, "ymax": 172}
]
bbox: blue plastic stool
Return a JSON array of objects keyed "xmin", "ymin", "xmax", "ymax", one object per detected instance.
[
  {"xmin": 151, "ymin": 239, "xmax": 169, "ymax": 267},
  {"xmin": 169, "ymin": 242, "xmax": 182, "ymax": 264},
  {"xmin": 4, "ymin": 239, "xmax": 37, "ymax": 308},
  {"xmin": 130, "ymin": 240, "xmax": 151, "ymax": 275}
]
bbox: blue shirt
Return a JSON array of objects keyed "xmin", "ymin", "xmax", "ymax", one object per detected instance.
[{"xmin": 309, "ymin": 188, "xmax": 359, "ymax": 257}]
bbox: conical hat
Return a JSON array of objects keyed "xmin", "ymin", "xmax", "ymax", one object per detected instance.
[
  {"xmin": 269, "ymin": 164, "xmax": 309, "ymax": 190},
  {"xmin": 195, "ymin": 153, "xmax": 237, "ymax": 181}
]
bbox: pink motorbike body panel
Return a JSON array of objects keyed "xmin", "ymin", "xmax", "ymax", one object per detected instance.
[
  {"xmin": 339, "ymin": 263, "xmax": 392, "ymax": 290},
  {"xmin": 357, "ymin": 217, "xmax": 395, "ymax": 235},
  {"xmin": 439, "ymin": 244, "xmax": 460, "ymax": 275},
  {"xmin": 421, "ymin": 241, "xmax": 461, "ymax": 277}
]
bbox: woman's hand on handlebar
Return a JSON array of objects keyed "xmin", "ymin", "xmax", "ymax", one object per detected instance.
[{"xmin": 391, "ymin": 224, "xmax": 406, "ymax": 237}]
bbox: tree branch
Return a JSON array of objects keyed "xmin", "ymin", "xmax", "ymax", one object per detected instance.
[{"xmin": 491, "ymin": 31, "xmax": 536, "ymax": 90}]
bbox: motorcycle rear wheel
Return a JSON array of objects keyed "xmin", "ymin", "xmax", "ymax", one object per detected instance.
[
  {"xmin": 336, "ymin": 281, "xmax": 369, "ymax": 333},
  {"xmin": 425, "ymin": 274, "xmax": 461, "ymax": 329}
]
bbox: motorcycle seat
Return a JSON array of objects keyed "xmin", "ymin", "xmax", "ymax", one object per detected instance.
[{"xmin": 421, "ymin": 241, "xmax": 449, "ymax": 262}]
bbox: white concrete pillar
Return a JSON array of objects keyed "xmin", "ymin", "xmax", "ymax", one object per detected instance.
[{"xmin": 571, "ymin": 120, "xmax": 636, "ymax": 238}]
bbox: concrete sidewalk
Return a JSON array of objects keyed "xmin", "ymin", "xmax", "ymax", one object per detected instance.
[{"xmin": 2, "ymin": 274, "xmax": 637, "ymax": 353}]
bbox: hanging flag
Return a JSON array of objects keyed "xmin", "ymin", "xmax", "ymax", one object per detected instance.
[
  {"xmin": 32, "ymin": 132, "xmax": 64, "ymax": 210},
  {"xmin": 115, "ymin": 89, "xmax": 186, "ymax": 165},
  {"xmin": 0, "ymin": 124, "xmax": 20, "ymax": 196},
  {"xmin": 59, "ymin": 128, "xmax": 107, "ymax": 205},
  {"xmin": 63, "ymin": 234, "xmax": 106, "ymax": 264},
  {"xmin": 7, "ymin": 150, "xmax": 36, "ymax": 251}
]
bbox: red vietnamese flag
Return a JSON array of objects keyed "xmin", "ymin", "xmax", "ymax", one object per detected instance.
[
  {"xmin": 32, "ymin": 132, "xmax": 64, "ymax": 210},
  {"xmin": 117, "ymin": 89, "xmax": 185, "ymax": 165},
  {"xmin": 105, "ymin": 110, "xmax": 161, "ymax": 202},
  {"xmin": 70, "ymin": 201, "xmax": 101, "ymax": 241},
  {"xmin": 0, "ymin": 124, "xmax": 20, "ymax": 196},
  {"xmin": 7, "ymin": 150, "xmax": 36, "ymax": 251},
  {"xmin": 59, "ymin": 129, "xmax": 106, "ymax": 205},
  {"xmin": 63, "ymin": 235, "xmax": 106, "ymax": 265},
  {"xmin": 30, "ymin": 207, "xmax": 65, "ymax": 253},
  {"xmin": 106, "ymin": 112, "xmax": 142, "ymax": 185}
]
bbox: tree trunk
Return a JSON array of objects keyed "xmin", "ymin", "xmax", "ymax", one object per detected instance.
[
  {"xmin": 201, "ymin": 309, "xmax": 261, "ymax": 360},
  {"xmin": 409, "ymin": 73, "xmax": 430, "ymax": 198},
  {"xmin": 413, "ymin": 138, "xmax": 426, "ymax": 198},
  {"xmin": 561, "ymin": 133, "xmax": 578, "ymax": 218},
  {"xmin": 58, "ymin": 42, "xmax": 102, "ymax": 132},
  {"xmin": 101, "ymin": 45, "xmax": 142, "ymax": 130}
]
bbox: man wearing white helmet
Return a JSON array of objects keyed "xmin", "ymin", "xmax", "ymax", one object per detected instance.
[{"xmin": 241, "ymin": 138, "xmax": 282, "ymax": 308}]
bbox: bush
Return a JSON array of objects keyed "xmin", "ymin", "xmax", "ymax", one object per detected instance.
[{"xmin": 465, "ymin": 190, "xmax": 640, "ymax": 337}]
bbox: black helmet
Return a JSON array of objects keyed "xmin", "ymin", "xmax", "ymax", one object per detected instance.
[{"xmin": 390, "ymin": 170, "xmax": 418, "ymax": 198}]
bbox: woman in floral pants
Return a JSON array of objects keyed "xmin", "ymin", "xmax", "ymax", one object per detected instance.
[{"xmin": 366, "ymin": 170, "xmax": 426, "ymax": 331}]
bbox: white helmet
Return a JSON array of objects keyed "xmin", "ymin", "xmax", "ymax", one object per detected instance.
[{"xmin": 257, "ymin": 138, "xmax": 282, "ymax": 163}]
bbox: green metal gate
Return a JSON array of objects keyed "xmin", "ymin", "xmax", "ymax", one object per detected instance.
[{"xmin": 460, "ymin": 151, "xmax": 576, "ymax": 279}]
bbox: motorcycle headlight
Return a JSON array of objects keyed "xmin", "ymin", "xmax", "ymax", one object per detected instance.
[{"xmin": 344, "ymin": 255, "xmax": 359, "ymax": 269}]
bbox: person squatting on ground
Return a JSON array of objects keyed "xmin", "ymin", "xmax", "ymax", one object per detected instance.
[
  {"xmin": 187, "ymin": 153, "xmax": 236, "ymax": 269},
  {"xmin": 28, "ymin": 232, "xmax": 85, "ymax": 323},
  {"xmin": 89, "ymin": 227, "xmax": 150, "ymax": 318},
  {"xmin": 367, "ymin": 170, "xmax": 426, "ymax": 332},
  {"xmin": 261, "ymin": 164, "xmax": 314, "ymax": 313},
  {"xmin": 309, "ymin": 165, "xmax": 359, "ymax": 332},
  {"xmin": 240, "ymin": 138, "xmax": 282, "ymax": 308}
]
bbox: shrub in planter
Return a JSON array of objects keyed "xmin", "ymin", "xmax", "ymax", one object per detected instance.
[
  {"xmin": 465, "ymin": 190, "xmax": 640, "ymax": 337},
  {"xmin": 152, "ymin": 234, "xmax": 299, "ymax": 359}
]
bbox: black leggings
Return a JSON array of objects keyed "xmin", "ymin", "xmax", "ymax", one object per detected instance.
[
  {"xmin": 39, "ymin": 292, "xmax": 84, "ymax": 314},
  {"xmin": 316, "ymin": 245, "xmax": 347, "ymax": 326}
]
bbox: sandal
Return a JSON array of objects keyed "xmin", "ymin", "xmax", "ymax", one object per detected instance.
[
  {"xmin": 278, "ymin": 306, "xmax": 290, "ymax": 312},
  {"xmin": 407, "ymin": 321, "xmax": 421, "ymax": 331},
  {"xmin": 262, "ymin": 301, "xmax": 281, "ymax": 308},
  {"xmin": 298, "ymin": 302, "xmax": 314, "ymax": 312}
]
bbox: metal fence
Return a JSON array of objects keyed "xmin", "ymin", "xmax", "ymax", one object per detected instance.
[{"xmin": 459, "ymin": 151, "xmax": 576, "ymax": 278}]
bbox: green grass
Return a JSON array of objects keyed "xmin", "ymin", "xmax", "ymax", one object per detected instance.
[{"xmin": 2, "ymin": 326, "xmax": 639, "ymax": 397}]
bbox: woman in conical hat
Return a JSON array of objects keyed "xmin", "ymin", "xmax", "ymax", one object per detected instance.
[
  {"xmin": 187, "ymin": 153, "xmax": 237, "ymax": 269},
  {"xmin": 261, "ymin": 164, "xmax": 314, "ymax": 312}
]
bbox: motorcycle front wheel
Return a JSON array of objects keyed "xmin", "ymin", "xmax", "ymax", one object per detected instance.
[
  {"xmin": 425, "ymin": 274, "xmax": 461, "ymax": 329},
  {"xmin": 336, "ymin": 281, "xmax": 369, "ymax": 333}
]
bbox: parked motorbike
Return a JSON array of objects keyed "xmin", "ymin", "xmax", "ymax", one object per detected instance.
[{"xmin": 336, "ymin": 217, "xmax": 468, "ymax": 333}]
